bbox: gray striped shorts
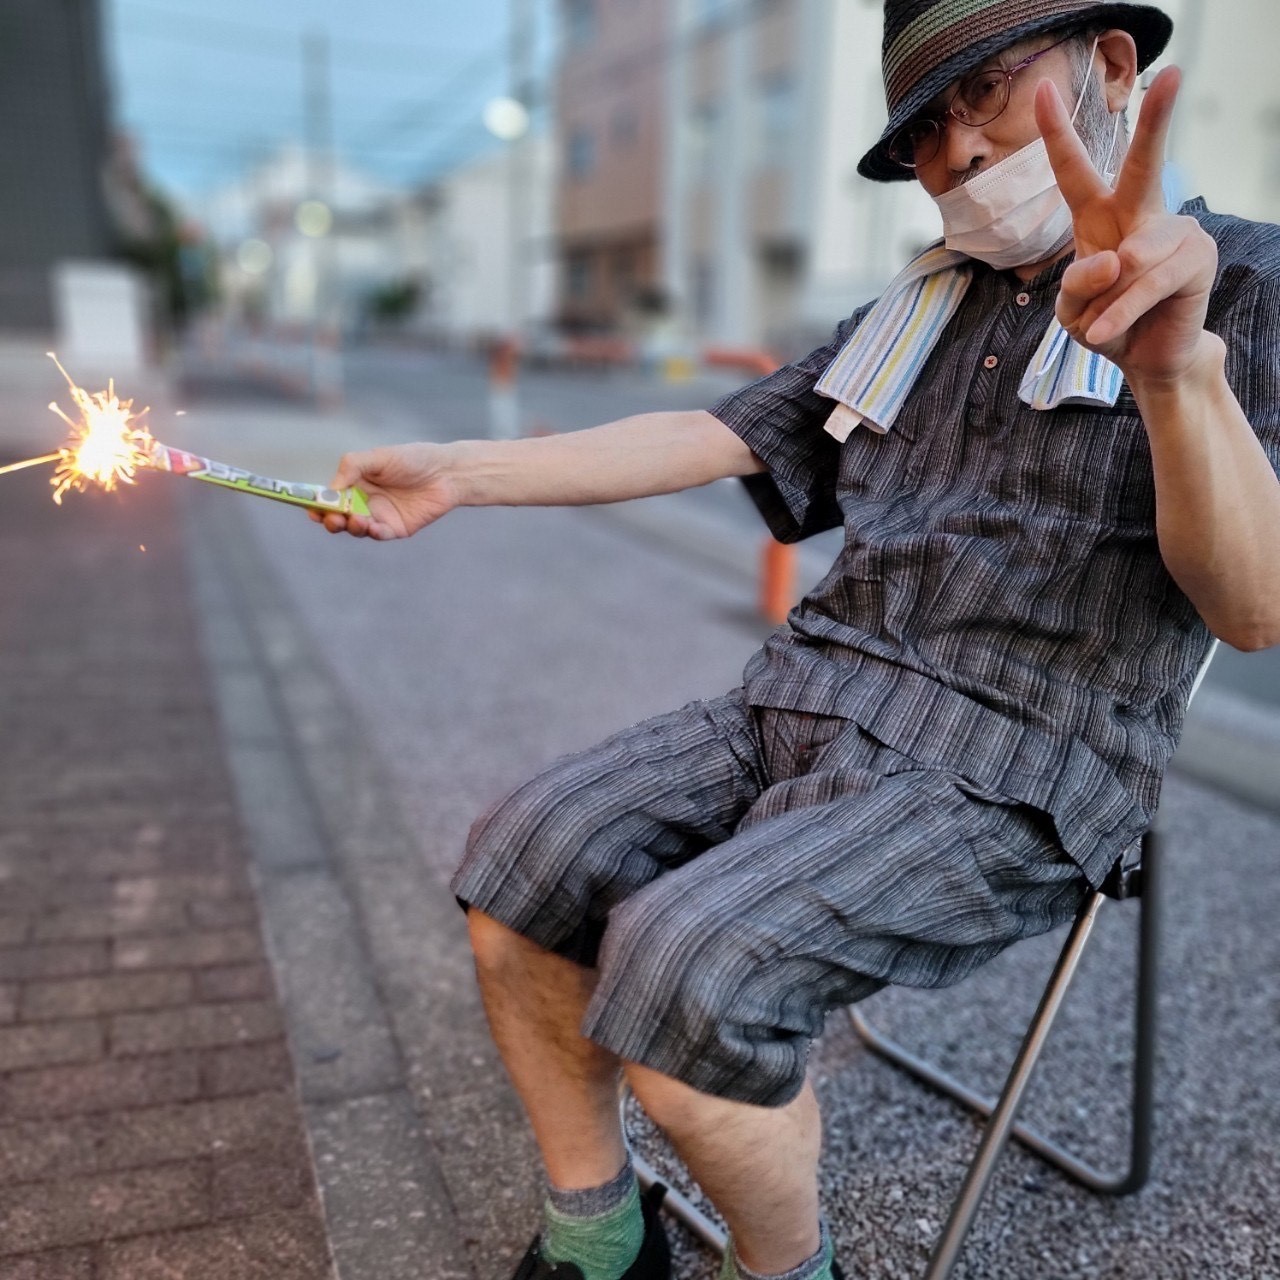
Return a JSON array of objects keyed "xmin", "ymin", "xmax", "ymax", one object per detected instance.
[{"xmin": 450, "ymin": 690, "xmax": 1087, "ymax": 1107}]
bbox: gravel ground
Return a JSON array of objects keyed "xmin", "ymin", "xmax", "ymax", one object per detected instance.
[{"xmin": 215, "ymin": 482, "xmax": 1280, "ymax": 1280}]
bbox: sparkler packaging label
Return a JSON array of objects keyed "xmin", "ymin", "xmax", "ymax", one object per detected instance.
[{"xmin": 150, "ymin": 444, "xmax": 371, "ymax": 516}]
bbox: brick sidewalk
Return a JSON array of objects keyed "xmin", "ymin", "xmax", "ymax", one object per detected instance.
[{"xmin": 0, "ymin": 462, "xmax": 333, "ymax": 1277}]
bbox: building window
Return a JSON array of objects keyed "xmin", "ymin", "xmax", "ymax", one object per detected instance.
[
  {"xmin": 693, "ymin": 0, "xmax": 730, "ymax": 29},
  {"xmin": 565, "ymin": 0, "xmax": 596, "ymax": 47},
  {"xmin": 687, "ymin": 100, "xmax": 721, "ymax": 184},
  {"xmin": 611, "ymin": 106, "xmax": 639, "ymax": 149},
  {"xmin": 691, "ymin": 257, "xmax": 715, "ymax": 328},
  {"xmin": 567, "ymin": 253, "xmax": 593, "ymax": 300},
  {"xmin": 755, "ymin": 74, "xmax": 797, "ymax": 168},
  {"xmin": 568, "ymin": 128, "xmax": 596, "ymax": 177},
  {"xmin": 614, "ymin": 249, "xmax": 636, "ymax": 299}
]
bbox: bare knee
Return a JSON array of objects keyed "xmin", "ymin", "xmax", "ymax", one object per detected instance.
[{"xmin": 466, "ymin": 907, "xmax": 538, "ymax": 973}]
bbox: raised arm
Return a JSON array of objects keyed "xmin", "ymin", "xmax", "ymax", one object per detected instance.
[
  {"xmin": 1038, "ymin": 69, "xmax": 1280, "ymax": 651},
  {"xmin": 312, "ymin": 409, "xmax": 766, "ymax": 540}
]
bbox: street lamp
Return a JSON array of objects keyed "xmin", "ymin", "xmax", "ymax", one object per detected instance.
[
  {"xmin": 484, "ymin": 96, "xmax": 530, "ymax": 143},
  {"xmin": 482, "ymin": 92, "xmax": 532, "ymax": 440}
]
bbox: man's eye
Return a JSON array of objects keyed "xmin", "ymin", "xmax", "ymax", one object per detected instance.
[{"xmin": 963, "ymin": 72, "xmax": 1005, "ymax": 107}]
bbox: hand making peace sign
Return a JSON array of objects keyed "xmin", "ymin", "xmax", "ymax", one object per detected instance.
[{"xmin": 1036, "ymin": 66, "xmax": 1219, "ymax": 388}]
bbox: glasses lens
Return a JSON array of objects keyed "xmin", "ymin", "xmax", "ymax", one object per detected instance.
[
  {"xmin": 952, "ymin": 68, "xmax": 1010, "ymax": 126},
  {"xmin": 888, "ymin": 118, "xmax": 940, "ymax": 168}
]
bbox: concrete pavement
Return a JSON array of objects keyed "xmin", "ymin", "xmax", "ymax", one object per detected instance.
[
  {"xmin": 0, "ymin": 442, "xmax": 334, "ymax": 1276},
  {"xmin": 2, "ymin": 340, "xmax": 1278, "ymax": 1277}
]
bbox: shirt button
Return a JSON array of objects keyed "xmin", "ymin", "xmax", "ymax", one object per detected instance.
[
  {"xmin": 983, "ymin": 355, "xmax": 999, "ymax": 370},
  {"xmin": 1016, "ymin": 292, "xmax": 1031, "ymax": 307}
]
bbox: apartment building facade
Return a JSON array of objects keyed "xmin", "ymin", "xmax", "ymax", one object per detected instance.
[
  {"xmin": 554, "ymin": 0, "xmax": 669, "ymax": 331},
  {"xmin": 556, "ymin": 0, "xmax": 1276, "ymax": 354},
  {"xmin": 662, "ymin": 0, "xmax": 939, "ymax": 354}
]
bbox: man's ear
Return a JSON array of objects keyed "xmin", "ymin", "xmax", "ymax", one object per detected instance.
[{"xmin": 1096, "ymin": 28, "xmax": 1140, "ymax": 111}]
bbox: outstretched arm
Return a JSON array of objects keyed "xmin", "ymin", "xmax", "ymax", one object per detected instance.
[
  {"xmin": 1039, "ymin": 69, "xmax": 1280, "ymax": 651},
  {"xmin": 311, "ymin": 409, "xmax": 767, "ymax": 540}
]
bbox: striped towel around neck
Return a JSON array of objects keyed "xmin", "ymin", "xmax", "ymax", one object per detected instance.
[{"xmin": 815, "ymin": 242, "xmax": 1125, "ymax": 441}]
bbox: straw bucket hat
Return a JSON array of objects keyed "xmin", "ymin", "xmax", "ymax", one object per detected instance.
[{"xmin": 858, "ymin": 0, "xmax": 1174, "ymax": 181}]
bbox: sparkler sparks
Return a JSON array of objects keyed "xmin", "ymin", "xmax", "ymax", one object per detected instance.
[
  {"xmin": 0, "ymin": 356, "xmax": 369, "ymax": 518},
  {"xmin": 46, "ymin": 353, "xmax": 155, "ymax": 504}
]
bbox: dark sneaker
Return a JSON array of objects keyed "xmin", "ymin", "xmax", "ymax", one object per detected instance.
[{"xmin": 509, "ymin": 1181, "xmax": 672, "ymax": 1280}]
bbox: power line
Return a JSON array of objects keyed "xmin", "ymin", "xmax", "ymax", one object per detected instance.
[
  {"xmin": 112, "ymin": 0, "xmax": 476, "ymax": 70},
  {"xmin": 349, "ymin": 44, "xmax": 508, "ymax": 149}
]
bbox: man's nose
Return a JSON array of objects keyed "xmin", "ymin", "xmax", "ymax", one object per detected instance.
[{"xmin": 942, "ymin": 121, "xmax": 993, "ymax": 177}]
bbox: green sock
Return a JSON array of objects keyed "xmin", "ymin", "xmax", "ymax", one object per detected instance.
[
  {"xmin": 719, "ymin": 1221, "xmax": 836, "ymax": 1280},
  {"xmin": 542, "ymin": 1163, "xmax": 644, "ymax": 1280}
]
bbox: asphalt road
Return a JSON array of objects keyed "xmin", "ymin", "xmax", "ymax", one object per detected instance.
[
  {"xmin": 336, "ymin": 342, "xmax": 1280, "ymax": 710},
  {"xmin": 164, "ymin": 343, "xmax": 1280, "ymax": 1278}
]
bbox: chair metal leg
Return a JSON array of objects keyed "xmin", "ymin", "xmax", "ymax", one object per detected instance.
[
  {"xmin": 850, "ymin": 835, "xmax": 1160, "ymax": 1198},
  {"xmin": 854, "ymin": 830, "xmax": 1163, "ymax": 1277}
]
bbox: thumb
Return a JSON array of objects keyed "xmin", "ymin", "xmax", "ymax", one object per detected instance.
[{"xmin": 329, "ymin": 448, "xmax": 384, "ymax": 491}]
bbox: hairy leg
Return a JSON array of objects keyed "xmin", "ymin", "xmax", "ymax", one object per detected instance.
[
  {"xmin": 625, "ymin": 1063, "xmax": 823, "ymax": 1276},
  {"xmin": 467, "ymin": 908, "xmax": 628, "ymax": 1189},
  {"xmin": 469, "ymin": 908, "xmax": 824, "ymax": 1273}
]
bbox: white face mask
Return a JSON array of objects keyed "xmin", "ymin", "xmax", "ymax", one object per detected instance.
[{"xmin": 931, "ymin": 38, "xmax": 1120, "ymax": 270}]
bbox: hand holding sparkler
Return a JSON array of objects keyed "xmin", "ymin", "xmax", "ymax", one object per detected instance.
[
  {"xmin": 311, "ymin": 443, "xmax": 463, "ymax": 540},
  {"xmin": 1, "ymin": 355, "xmax": 371, "ymax": 519}
]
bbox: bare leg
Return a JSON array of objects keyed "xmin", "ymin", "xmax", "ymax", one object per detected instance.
[
  {"xmin": 626, "ymin": 1063, "xmax": 823, "ymax": 1276},
  {"xmin": 468, "ymin": 909, "xmax": 824, "ymax": 1274},
  {"xmin": 467, "ymin": 908, "xmax": 628, "ymax": 1189}
]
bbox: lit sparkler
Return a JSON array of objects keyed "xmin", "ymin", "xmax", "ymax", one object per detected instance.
[
  {"xmin": 0, "ymin": 355, "xmax": 369, "ymax": 518},
  {"xmin": 45, "ymin": 353, "xmax": 154, "ymax": 503}
]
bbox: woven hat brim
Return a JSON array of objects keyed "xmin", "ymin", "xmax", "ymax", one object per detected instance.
[{"xmin": 858, "ymin": 4, "xmax": 1173, "ymax": 183}]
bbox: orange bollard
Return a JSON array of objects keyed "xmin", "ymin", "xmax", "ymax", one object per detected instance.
[
  {"xmin": 760, "ymin": 538, "xmax": 797, "ymax": 625},
  {"xmin": 488, "ymin": 336, "xmax": 521, "ymax": 439}
]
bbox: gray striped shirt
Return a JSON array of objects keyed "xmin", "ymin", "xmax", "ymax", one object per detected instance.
[{"xmin": 711, "ymin": 200, "xmax": 1280, "ymax": 887}]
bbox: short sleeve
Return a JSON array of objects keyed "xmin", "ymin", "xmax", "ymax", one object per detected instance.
[{"xmin": 708, "ymin": 307, "xmax": 870, "ymax": 543}]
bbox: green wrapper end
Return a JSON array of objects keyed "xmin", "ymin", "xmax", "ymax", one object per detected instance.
[{"xmin": 342, "ymin": 487, "xmax": 372, "ymax": 517}]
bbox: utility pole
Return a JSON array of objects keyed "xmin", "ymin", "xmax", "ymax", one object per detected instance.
[
  {"xmin": 507, "ymin": 0, "xmax": 536, "ymax": 333},
  {"xmin": 303, "ymin": 27, "xmax": 341, "ymax": 401},
  {"xmin": 489, "ymin": 0, "xmax": 536, "ymax": 439}
]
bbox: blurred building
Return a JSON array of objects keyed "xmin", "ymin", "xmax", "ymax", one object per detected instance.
[
  {"xmin": 415, "ymin": 135, "xmax": 557, "ymax": 342},
  {"xmin": 662, "ymin": 0, "xmax": 937, "ymax": 355},
  {"xmin": 0, "ymin": 0, "xmax": 117, "ymax": 333},
  {"xmin": 1158, "ymin": 0, "xmax": 1280, "ymax": 224},
  {"xmin": 201, "ymin": 144, "xmax": 422, "ymax": 333},
  {"xmin": 554, "ymin": 0, "xmax": 669, "ymax": 333}
]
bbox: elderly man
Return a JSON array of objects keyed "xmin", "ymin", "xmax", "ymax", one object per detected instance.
[{"xmin": 315, "ymin": 1, "xmax": 1280, "ymax": 1276}]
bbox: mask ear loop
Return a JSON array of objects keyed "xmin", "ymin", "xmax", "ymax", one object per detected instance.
[
  {"xmin": 1069, "ymin": 35, "xmax": 1101, "ymax": 124},
  {"xmin": 1069, "ymin": 35, "xmax": 1123, "ymax": 187}
]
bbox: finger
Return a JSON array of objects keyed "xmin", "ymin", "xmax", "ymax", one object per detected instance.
[
  {"xmin": 1057, "ymin": 251, "xmax": 1122, "ymax": 329},
  {"xmin": 1034, "ymin": 78, "xmax": 1109, "ymax": 212},
  {"xmin": 329, "ymin": 448, "xmax": 383, "ymax": 491},
  {"xmin": 1062, "ymin": 221, "xmax": 1180, "ymax": 333},
  {"xmin": 1081, "ymin": 216, "xmax": 1196, "ymax": 340},
  {"xmin": 1084, "ymin": 251, "xmax": 1196, "ymax": 346},
  {"xmin": 322, "ymin": 512, "xmax": 347, "ymax": 534},
  {"xmin": 1114, "ymin": 66, "xmax": 1180, "ymax": 214}
]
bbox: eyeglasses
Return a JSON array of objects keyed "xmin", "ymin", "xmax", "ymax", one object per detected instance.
[{"xmin": 887, "ymin": 33, "xmax": 1075, "ymax": 170}]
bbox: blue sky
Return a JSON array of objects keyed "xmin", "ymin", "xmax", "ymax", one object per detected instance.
[{"xmin": 105, "ymin": 0, "xmax": 539, "ymax": 206}]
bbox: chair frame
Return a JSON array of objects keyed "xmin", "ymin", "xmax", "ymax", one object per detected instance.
[
  {"xmin": 626, "ymin": 838, "xmax": 1160, "ymax": 1272},
  {"xmin": 626, "ymin": 643, "xmax": 1217, "ymax": 1276}
]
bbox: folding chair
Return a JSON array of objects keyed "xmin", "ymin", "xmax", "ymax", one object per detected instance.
[{"xmin": 625, "ymin": 641, "xmax": 1219, "ymax": 1276}]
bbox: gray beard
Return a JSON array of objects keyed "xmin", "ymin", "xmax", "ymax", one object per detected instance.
[{"xmin": 1076, "ymin": 76, "xmax": 1126, "ymax": 178}]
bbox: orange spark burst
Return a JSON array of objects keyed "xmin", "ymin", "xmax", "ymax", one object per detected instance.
[{"xmin": 46, "ymin": 353, "xmax": 155, "ymax": 505}]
